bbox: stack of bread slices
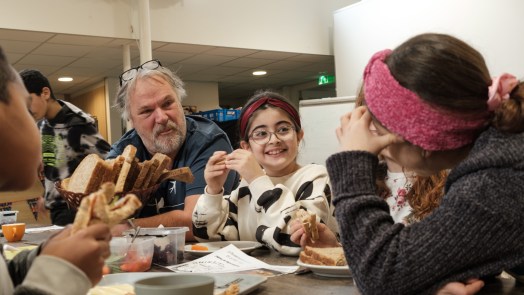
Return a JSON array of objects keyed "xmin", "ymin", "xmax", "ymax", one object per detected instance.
[
  {"xmin": 62, "ymin": 145, "xmax": 193, "ymax": 194},
  {"xmin": 299, "ymin": 246, "xmax": 347, "ymax": 266}
]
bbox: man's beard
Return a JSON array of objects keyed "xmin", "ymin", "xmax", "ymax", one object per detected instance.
[{"xmin": 150, "ymin": 119, "xmax": 186, "ymax": 156}]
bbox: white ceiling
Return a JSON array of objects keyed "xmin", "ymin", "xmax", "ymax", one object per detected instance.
[{"xmin": 0, "ymin": 28, "xmax": 336, "ymax": 107}]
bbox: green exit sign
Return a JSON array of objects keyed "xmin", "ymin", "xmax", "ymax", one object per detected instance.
[{"xmin": 318, "ymin": 75, "xmax": 335, "ymax": 85}]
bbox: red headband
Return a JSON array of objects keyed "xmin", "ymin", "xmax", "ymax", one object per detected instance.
[
  {"xmin": 240, "ymin": 97, "xmax": 301, "ymax": 139},
  {"xmin": 364, "ymin": 49, "xmax": 489, "ymax": 151}
]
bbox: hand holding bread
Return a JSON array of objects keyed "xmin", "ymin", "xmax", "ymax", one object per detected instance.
[
  {"xmin": 295, "ymin": 209, "xmax": 319, "ymax": 242},
  {"xmin": 71, "ymin": 182, "xmax": 142, "ymax": 234}
]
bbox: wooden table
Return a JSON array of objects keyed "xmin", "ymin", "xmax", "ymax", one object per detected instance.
[{"xmin": 3, "ymin": 228, "xmax": 524, "ymax": 295}]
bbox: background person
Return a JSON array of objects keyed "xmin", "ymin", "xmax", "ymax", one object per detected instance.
[
  {"xmin": 327, "ymin": 33, "xmax": 524, "ymax": 294},
  {"xmin": 108, "ymin": 60, "xmax": 239, "ymax": 240},
  {"xmin": 19, "ymin": 69, "xmax": 111, "ymax": 226},
  {"xmin": 192, "ymin": 91, "xmax": 337, "ymax": 256},
  {"xmin": 0, "ymin": 46, "xmax": 111, "ymax": 295}
]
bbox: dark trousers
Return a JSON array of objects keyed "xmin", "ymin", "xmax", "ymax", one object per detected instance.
[{"xmin": 50, "ymin": 202, "xmax": 76, "ymax": 226}]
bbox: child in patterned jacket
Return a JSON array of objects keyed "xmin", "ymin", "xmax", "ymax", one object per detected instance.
[{"xmin": 192, "ymin": 90, "xmax": 337, "ymax": 256}]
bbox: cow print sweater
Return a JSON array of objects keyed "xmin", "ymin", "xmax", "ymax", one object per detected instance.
[{"xmin": 192, "ymin": 164, "xmax": 338, "ymax": 256}]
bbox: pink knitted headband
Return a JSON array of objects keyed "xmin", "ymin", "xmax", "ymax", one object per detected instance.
[{"xmin": 363, "ymin": 49, "xmax": 489, "ymax": 151}]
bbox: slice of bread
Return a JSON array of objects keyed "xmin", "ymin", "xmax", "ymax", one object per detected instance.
[
  {"xmin": 123, "ymin": 158, "xmax": 140, "ymax": 192},
  {"xmin": 67, "ymin": 154, "xmax": 107, "ymax": 194},
  {"xmin": 142, "ymin": 157, "xmax": 160, "ymax": 188},
  {"xmin": 115, "ymin": 145, "xmax": 137, "ymax": 192},
  {"xmin": 132, "ymin": 161, "xmax": 150, "ymax": 190},
  {"xmin": 110, "ymin": 156, "xmax": 125, "ymax": 184},
  {"xmin": 157, "ymin": 167, "xmax": 195, "ymax": 183},
  {"xmin": 101, "ymin": 159, "xmax": 115, "ymax": 184},
  {"xmin": 300, "ymin": 246, "xmax": 347, "ymax": 266},
  {"xmin": 149, "ymin": 153, "xmax": 172, "ymax": 186}
]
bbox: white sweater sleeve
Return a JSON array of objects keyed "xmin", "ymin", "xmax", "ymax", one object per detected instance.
[{"xmin": 192, "ymin": 184, "xmax": 242, "ymax": 241}]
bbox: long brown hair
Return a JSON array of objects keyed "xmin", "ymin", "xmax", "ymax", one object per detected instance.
[
  {"xmin": 356, "ymin": 85, "xmax": 447, "ymax": 221},
  {"xmin": 388, "ymin": 33, "xmax": 524, "ymax": 133}
]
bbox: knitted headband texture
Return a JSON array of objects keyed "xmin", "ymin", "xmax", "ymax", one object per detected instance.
[
  {"xmin": 363, "ymin": 49, "xmax": 489, "ymax": 151},
  {"xmin": 240, "ymin": 97, "xmax": 301, "ymax": 139}
]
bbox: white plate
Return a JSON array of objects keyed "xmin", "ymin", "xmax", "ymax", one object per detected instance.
[
  {"xmin": 296, "ymin": 259, "xmax": 352, "ymax": 278},
  {"xmin": 93, "ymin": 272, "xmax": 266, "ymax": 294},
  {"xmin": 185, "ymin": 241, "xmax": 263, "ymax": 257}
]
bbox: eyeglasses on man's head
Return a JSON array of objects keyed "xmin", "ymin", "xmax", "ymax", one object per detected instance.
[
  {"xmin": 119, "ymin": 59, "xmax": 162, "ymax": 86},
  {"xmin": 249, "ymin": 124, "xmax": 296, "ymax": 145}
]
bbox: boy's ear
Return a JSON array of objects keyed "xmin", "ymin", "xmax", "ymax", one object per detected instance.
[{"xmin": 41, "ymin": 87, "xmax": 51, "ymax": 100}]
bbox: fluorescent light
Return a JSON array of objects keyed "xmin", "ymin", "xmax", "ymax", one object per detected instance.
[
  {"xmin": 252, "ymin": 70, "xmax": 267, "ymax": 76},
  {"xmin": 58, "ymin": 77, "xmax": 73, "ymax": 82}
]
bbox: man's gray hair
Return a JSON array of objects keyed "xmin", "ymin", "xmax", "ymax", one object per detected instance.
[{"xmin": 114, "ymin": 66, "xmax": 187, "ymax": 121}]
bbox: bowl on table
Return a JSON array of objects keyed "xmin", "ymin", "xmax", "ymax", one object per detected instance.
[
  {"xmin": 124, "ymin": 227, "xmax": 189, "ymax": 266},
  {"xmin": 134, "ymin": 274, "xmax": 215, "ymax": 295},
  {"xmin": 106, "ymin": 237, "xmax": 155, "ymax": 273},
  {"xmin": 0, "ymin": 211, "xmax": 19, "ymax": 225}
]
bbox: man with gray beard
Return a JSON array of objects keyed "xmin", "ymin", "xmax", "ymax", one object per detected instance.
[{"xmin": 108, "ymin": 60, "xmax": 239, "ymax": 240}]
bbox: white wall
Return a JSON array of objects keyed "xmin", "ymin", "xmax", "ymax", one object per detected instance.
[
  {"xmin": 184, "ymin": 81, "xmax": 220, "ymax": 112},
  {"xmin": 334, "ymin": 0, "xmax": 524, "ymax": 97},
  {"xmin": 298, "ymin": 96, "xmax": 355, "ymax": 166},
  {"xmin": 1, "ymin": 0, "xmax": 358, "ymax": 55}
]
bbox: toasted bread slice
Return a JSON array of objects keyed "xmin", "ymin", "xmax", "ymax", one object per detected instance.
[
  {"xmin": 157, "ymin": 167, "xmax": 194, "ymax": 183},
  {"xmin": 132, "ymin": 161, "xmax": 150, "ymax": 190},
  {"xmin": 115, "ymin": 145, "xmax": 137, "ymax": 192},
  {"xmin": 67, "ymin": 154, "xmax": 107, "ymax": 194},
  {"xmin": 110, "ymin": 156, "xmax": 125, "ymax": 183},
  {"xmin": 149, "ymin": 153, "xmax": 172, "ymax": 186},
  {"xmin": 101, "ymin": 159, "xmax": 115, "ymax": 184},
  {"xmin": 123, "ymin": 158, "xmax": 140, "ymax": 192},
  {"xmin": 142, "ymin": 157, "xmax": 160, "ymax": 188},
  {"xmin": 299, "ymin": 251, "xmax": 324, "ymax": 266},
  {"xmin": 302, "ymin": 246, "xmax": 347, "ymax": 266}
]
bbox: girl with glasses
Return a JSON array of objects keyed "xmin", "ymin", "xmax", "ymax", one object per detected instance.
[{"xmin": 192, "ymin": 90, "xmax": 338, "ymax": 255}]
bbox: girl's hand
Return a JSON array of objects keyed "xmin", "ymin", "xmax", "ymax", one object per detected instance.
[
  {"xmin": 435, "ymin": 279, "xmax": 484, "ymax": 295},
  {"xmin": 204, "ymin": 151, "xmax": 229, "ymax": 195},
  {"xmin": 336, "ymin": 106, "xmax": 402, "ymax": 155},
  {"xmin": 290, "ymin": 219, "xmax": 339, "ymax": 248},
  {"xmin": 225, "ymin": 149, "xmax": 264, "ymax": 183}
]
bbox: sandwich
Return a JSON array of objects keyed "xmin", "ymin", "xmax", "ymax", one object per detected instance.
[
  {"xmin": 295, "ymin": 209, "xmax": 319, "ymax": 241},
  {"xmin": 71, "ymin": 182, "xmax": 142, "ymax": 234},
  {"xmin": 299, "ymin": 246, "xmax": 347, "ymax": 266}
]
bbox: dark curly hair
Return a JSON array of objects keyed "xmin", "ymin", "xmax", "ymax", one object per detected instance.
[{"xmin": 356, "ymin": 84, "xmax": 447, "ymax": 221}]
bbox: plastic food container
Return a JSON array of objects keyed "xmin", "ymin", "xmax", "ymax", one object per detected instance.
[
  {"xmin": 0, "ymin": 211, "xmax": 18, "ymax": 225},
  {"xmin": 125, "ymin": 227, "xmax": 188, "ymax": 266},
  {"xmin": 107, "ymin": 237, "xmax": 155, "ymax": 272}
]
